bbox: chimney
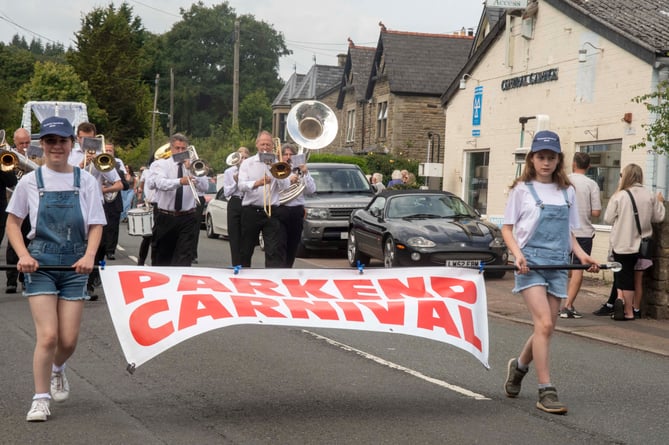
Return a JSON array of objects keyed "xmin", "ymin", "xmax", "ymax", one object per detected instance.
[
  {"xmin": 337, "ymin": 53, "xmax": 347, "ymax": 67},
  {"xmin": 467, "ymin": 28, "xmax": 474, "ymax": 37}
]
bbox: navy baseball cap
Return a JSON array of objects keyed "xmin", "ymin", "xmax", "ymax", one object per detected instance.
[
  {"xmin": 39, "ymin": 116, "xmax": 75, "ymax": 139},
  {"xmin": 531, "ymin": 130, "xmax": 561, "ymax": 153}
]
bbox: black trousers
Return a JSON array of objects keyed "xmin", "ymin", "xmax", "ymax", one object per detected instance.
[
  {"xmin": 226, "ymin": 196, "xmax": 243, "ymax": 266},
  {"xmin": 275, "ymin": 204, "xmax": 304, "ymax": 268},
  {"xmin": 103, "ymin": 197, "xmax": 122, "ymax": 256},
  {"xmin": 152, "ymin": 211, "xmax": 197, "ymax": 266},
  {"xmin": 240, "ymin": 206, "xmax": 285, "ymax": 268},
  {"xmin": 6, "ymin": 218, "xmax": 31, "ymax": 286}
]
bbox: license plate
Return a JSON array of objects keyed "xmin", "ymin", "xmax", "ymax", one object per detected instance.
[
  {"xmin": 340, "ymin": 232, "xmax": 348, "ymax": 240},
  {"xmin": 445, "ymin": 260, "xmax": 480, "ymax": 268}
]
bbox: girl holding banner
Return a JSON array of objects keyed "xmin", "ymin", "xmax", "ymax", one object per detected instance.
[
  {"xmin": 501, "ymin": 130, "xmax": 599, "ymax": 415},
  {"xmin": 5, "ymin": 116, "xmax": 106, "ymax": 422}
]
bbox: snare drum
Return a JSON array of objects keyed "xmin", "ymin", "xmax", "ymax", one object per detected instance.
[{"xmin": 127, "ymin": 208, "xmax": 153, "ymax": 236}]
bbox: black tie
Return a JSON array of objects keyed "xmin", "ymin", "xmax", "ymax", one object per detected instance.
[{"xmin": 175, "ymin": 163, "xmax": 183, "ymax": 211}]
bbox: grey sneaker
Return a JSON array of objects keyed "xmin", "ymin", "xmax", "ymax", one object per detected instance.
[
  {"xmin": 50, "ymin": 370, "xmax": 70, "ymax": 402},
  {"xmin": 504, "ymin": 358, "xmax": 528, "ymax": 397},
  {"xmin": 537, "ymin": 386, "xmax": 568, "ymax": 414},
  {"xmin": 26, "ymin": 398, "xmax": 51, "ymax": 422},
  {"xmin": 559, "ymin": 306, "xmax": 583, "ymax": 319}
]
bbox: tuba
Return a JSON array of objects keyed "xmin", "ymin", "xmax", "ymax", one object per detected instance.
[
  {"xmin": 154, "ymin": 142, "xmax": 171, "ymax": 160},
  {"xmin": 279, "ymin": 101, "xmax": 338, "ymax": 204}
]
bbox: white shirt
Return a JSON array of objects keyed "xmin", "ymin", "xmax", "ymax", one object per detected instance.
[
  {"xmin": 6, "ymin": 166, "xmax": 107, "ymax": 240},
  {"xmin": 238, "ymin": 154, "xmax": 290, "ymax": 207},
  {"xmin": 149, "ymin": 157, "xmax": 209, "ymax": 211},
  {"xmin": 283, "ymin": 171, "xmax": 316, "ymax": 207},
  {"xmin": 223, "ymin": 165, "xmax": 242, "ymax": 199},
  {"xmin": 503, "ymin": 181, "xmax": 579, "ymax": 249},
  {"xmin": 568, "ymin": 172, "xmax": 601, "ymax": 238}
]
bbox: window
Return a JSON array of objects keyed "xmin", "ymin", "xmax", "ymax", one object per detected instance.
[
  {"xmin": 346, "ymin": 109, "xmax": 355, "ymax": 143},
  {"xmin": 376, "ymin": 101, "xmax": 388, "ymax": 139},
  {"xmin": 278, "ymin": 112, "xmax": 287, "ymax": 141},
  {"xmin": 579, "ymin": 140, "xmax": 622, "ymax": 225},
  {"xmin": 464, "ymin": 150, "xmax": 490, "ymax": 214}
]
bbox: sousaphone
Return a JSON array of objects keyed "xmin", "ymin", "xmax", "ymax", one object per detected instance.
[{"xmin": 281, "ymin": 100, "xmax": 338, "ymax": 204}]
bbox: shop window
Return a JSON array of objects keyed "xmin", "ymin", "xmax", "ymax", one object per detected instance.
[
  {"xmin": 580, "ymin": 140, "xmax": 622, "ymax": 225},
  {"xmin": 464, "ymin": 150, "xmax": 489, "ymax": 214}
]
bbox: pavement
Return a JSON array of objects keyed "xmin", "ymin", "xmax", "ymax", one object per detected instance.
[{"xmin": 486, "ymin": 274, "xmax": 669, "ymax": 357}]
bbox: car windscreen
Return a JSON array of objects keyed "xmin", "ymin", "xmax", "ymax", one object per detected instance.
[
  {"xmin": 386, "ymin": 194, "xmax": 478, "ymax": 218},
  {"xmin": 309, "ymin": 168, "xmax": 372, "ymax": 193}
]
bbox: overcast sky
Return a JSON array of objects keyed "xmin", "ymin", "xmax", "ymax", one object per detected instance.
[{"xmin": 0, "ymin": 0, "xmax": 485, "ymax": 81}]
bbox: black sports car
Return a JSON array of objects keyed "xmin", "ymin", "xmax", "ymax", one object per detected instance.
[{"xmin": 347, "ymin": 189, "xmax": 508, "ymax": 277}]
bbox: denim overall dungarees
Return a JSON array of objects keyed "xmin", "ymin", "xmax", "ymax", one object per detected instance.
[
  {"xmin": 24, "ymin": 167, "xmax": 88, "ymax": 299},
  {"xmin": 513, "ymin": 182, "xmax": 571, "ymax": 299}
]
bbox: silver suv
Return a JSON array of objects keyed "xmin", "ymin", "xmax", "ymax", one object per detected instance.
[{"xmin": 297, "ymin": 163, "xmax": 374, "ymax": 257}]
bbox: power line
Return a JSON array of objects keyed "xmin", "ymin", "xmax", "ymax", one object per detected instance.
[
  {"xmin": 0, "ymin": 10, "xmax": 59, "ymax": 44},
  {"xmin": 126, "ymin": 0, "xmax": 181, "ymax": 18}
]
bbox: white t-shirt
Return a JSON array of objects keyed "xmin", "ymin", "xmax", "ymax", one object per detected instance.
[
  {"xmin": 503, "ymin": 181, "xmax": 579, "ymax": 249},
  {"xmin": 568, "ymin": 172, "xmax": 601, "ymax": 238},
  {"xmin": 6, "ymin": 166, "xmax": 107, "ymax": 240}
]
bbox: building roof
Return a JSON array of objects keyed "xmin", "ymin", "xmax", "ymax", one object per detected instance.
[
  {"xmin": 291, "ymin": 64, "xmax": 344, "ymax": 101},
  {"xmin": 366, "ymin": 29, "xmax": 474, "ymax": 98},
  {"xmin": 548, "ymin": 0, "xmax": 669, "ymax": 57},
  {"xmin": 272, "ymin": 73, "xmax": 305, "ymax": 107},
  {"xmin": 336, "ymin": 43, "xmax": 376, "ymax": 108}
]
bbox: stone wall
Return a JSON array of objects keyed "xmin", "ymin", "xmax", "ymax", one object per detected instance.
[{"xmin": 644, "ymin": 202, "xmax": 669, "ymax": 319}]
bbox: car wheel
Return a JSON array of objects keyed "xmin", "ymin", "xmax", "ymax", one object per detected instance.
[
  {"xmin": 205, "ymin": 214, "xmax": 218, "ymax": 239},
  {"xmin": 347, "ymin": 229, "xmax": 370, "ymax": 267},
  {"xmin": 383, "ymin": 236, "xmax": 399, "ymax": 268}
]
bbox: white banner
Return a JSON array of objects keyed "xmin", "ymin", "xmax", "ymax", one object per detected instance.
[{"xmin": 100, "ymin": 266, "xmax": 489, "ymax": 369}]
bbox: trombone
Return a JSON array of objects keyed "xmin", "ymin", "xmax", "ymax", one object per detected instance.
[
  {"xmin": 0, "ymin": 129, "xmax": 39, "ymax": 178},
  {"xmin": 185, "ymin": 145, "xmax": 208, "ymax": 203},
  {"xmin": 81, "ymin": 135, "xmax": 114, "ymax": 173}
]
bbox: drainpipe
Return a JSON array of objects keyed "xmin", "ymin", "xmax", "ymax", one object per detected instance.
[{"xmin": 655, "ymin": 66, "xmax": 669, "ymax": 196}]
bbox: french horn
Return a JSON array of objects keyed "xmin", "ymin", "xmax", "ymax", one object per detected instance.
[{"xmin": 279, "ymin": 100, "xmax": 338, "ymax": 204}]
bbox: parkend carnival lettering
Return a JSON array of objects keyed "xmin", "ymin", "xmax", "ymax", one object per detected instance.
[{"xmin": 117, "ymin": 271, "xmax": 483, "ymax": 352}]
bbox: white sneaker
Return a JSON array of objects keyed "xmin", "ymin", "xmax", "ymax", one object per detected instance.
[
  {"xmin": 26, "ymin": 398, "xmax": 51, "ymax": 422},
  {"xmin": 50, "ymin": 371, "xmax": 70, "ymax": 402}
]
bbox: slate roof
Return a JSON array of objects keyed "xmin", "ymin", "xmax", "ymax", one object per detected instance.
[
  {"xmin": 366, "ymin": 30, "xmax": 474, "ymax": 98},
  {"xmin": 291, "ymin": 64, "xmax": 344, "ymax": 101},
  {"xmin": 548, "ymin": 0, "xmax": 669, "ymax": 55},
  {"xmin": 272, "ymin": 73, "xmax": 305, "ymax": 107},
  {"xmin": 336, "ymin": 44, "xmax": 376, "ymax": 108}
]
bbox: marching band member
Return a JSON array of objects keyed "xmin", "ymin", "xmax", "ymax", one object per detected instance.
[
  {"xmin": 148, "ymin": 133, "xmax": 208, "ymax": 266},
  {"xmin": 4, "ymin": 128, "xmax": 27, "ymax": 293},
  {"xmin": 237, "ymin": 131, "xmax": 290, "ymax": 268},
  {"xmin": 276, "ymin": 143, "xmax": 315, "ymax": 267},
  {"xmin": 223, "ymin": 146, "xmax": 250, "ymax": 266}
]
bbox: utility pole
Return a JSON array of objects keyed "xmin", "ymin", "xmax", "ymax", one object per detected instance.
[
  {"xmin": 232, "ymin": 19, "xmax": 240, "ymax": 128},
  {"xmin": 151, "ymin": 73, "xmax": 160, "ymax": 154},
  {"xmin": 170, "ymin": 68, "xmax": 174, "ymax": 135}
]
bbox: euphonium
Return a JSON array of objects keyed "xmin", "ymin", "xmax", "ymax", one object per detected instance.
[{"xmin": 154, "ymin": 142, "xmax": 171, "ymax": 160}]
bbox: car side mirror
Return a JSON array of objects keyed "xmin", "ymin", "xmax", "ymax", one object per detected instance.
[{"xmin": 370, "ymin": 207, "xmax": 381, "ymax": 218}]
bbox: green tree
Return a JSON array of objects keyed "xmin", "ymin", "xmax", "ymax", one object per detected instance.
[
  {"xmin": 0, "ymin": 43, "xmax": 36, "ymax": 131},
  {"xmin": 67, "ymin": 2, "xmax": 152, "ymax": 146},
  {"xmin": 15, "ymin": 61, "xmax": 106, "ymax": 126},
  {"xmin": 159, "ymin": 1, "xmax": 289, "ymax": 138},
  {"xmin": 239, "ymin": 89, "xmax": 272, "ymax": 132},
  {"xmin": 631, "ymin": 80, "xmax": 669, "ymax": 154}
]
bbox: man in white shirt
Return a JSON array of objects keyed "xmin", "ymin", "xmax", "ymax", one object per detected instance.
[
  {"xmin": 562, "ymin": 152, "xmax": 601, "ymax": 319},
  {"xmin": 237, "ymin": 131, "xmax": 290, "ymax": 268},
  {"xmin": 223, "ymin": 146, "xmax": 250, "ymax": 266}
]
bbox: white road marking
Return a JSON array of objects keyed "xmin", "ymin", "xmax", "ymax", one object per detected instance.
[{"xmin": 303, "ymin": 329, "xmax": 490, "ymax": 400}]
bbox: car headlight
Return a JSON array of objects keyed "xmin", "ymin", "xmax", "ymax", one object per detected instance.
[
  {"xmin": 489, "ymin": 237, "xmax": 505, "ymax": 249},
  {"xmin": 406, "ymin": 236, "xmax": 436, "ymax": 248},
  {"xmin": 305, "ymin": 208, "xmax": 328, "ymax": 219}
]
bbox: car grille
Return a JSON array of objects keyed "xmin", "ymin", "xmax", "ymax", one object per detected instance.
[
  {"xmin": 329, "ymin": 208, "xmax": 356, "ymax": 219},
  {"xmin": 430, "ymin": 252, "xmax": 496, "ymax": 264}
]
